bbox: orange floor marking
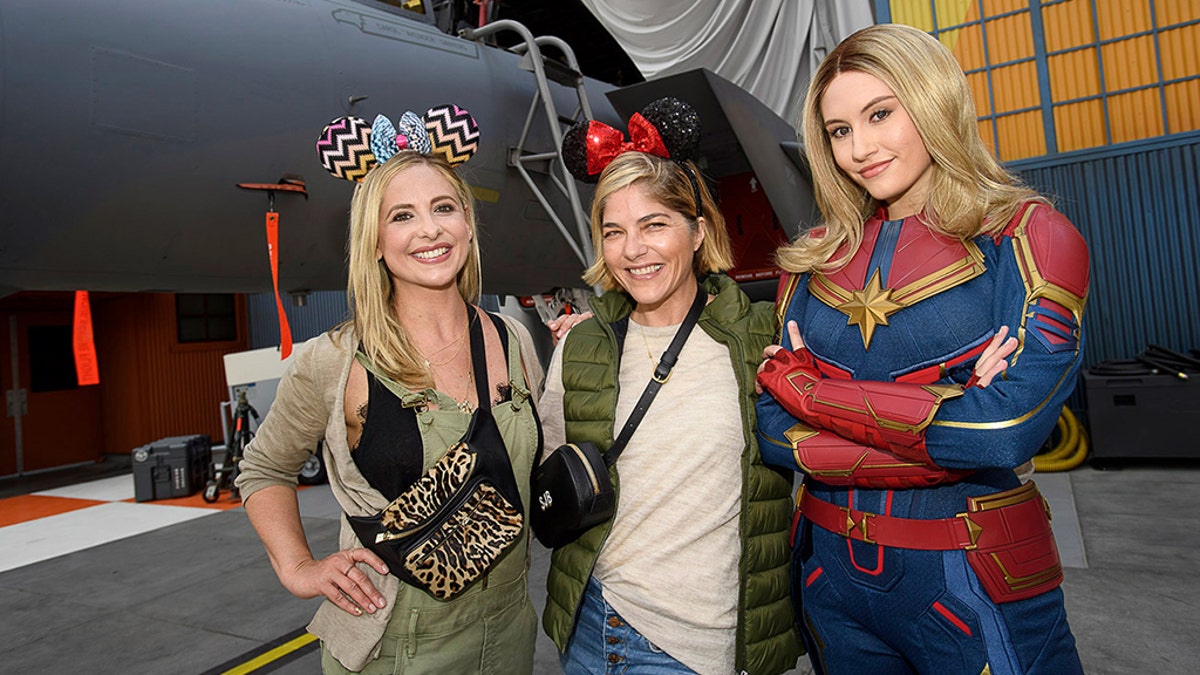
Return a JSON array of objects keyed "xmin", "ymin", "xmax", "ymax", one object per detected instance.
[{"xmin": 0, "ymin": 494, "xmax": 108, "ymax": 528}]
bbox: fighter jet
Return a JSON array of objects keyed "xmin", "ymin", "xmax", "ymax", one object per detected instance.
[
  {"xmin": 0, "ymin": 0, "xmax": 811, "ymax": 299},
  {"xmin": 0, "ymin": 0, "xmax": 631, "ymax": 299}
]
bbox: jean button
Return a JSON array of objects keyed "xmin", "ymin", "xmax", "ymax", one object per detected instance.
[
  {"xmin": 607, "ymin": 616, "xmax": 622, "ymax": 628},
  {"xmin": 607, "ymin": 636, "xmax": 620, "ymax": 645},
  {"xmin": 607, "ymin": 654, "xmax": 621, "ymax": 664}
]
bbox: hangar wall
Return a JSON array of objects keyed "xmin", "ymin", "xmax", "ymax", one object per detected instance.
[{"xmin": 96, "ymin": 294, "xmax": 250, "ymax": 456}]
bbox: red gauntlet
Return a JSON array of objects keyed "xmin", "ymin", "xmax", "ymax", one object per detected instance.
[
  {"xmin": 758, "ymin": 347, "xmax": 964, "ymax": 465},
  {"xmin": 784, "ymin": 421, "xmax": 970, "ymax": 488}
]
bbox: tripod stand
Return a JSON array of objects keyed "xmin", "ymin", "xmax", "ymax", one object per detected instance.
[{"xmin": 203, "ymin": 390, "xmax": 259, "ymax": 502}]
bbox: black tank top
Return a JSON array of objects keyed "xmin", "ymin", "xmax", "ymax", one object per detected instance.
[{"xmin": 354, "ymin": 311, "xmax": 510, "ymax": 502}]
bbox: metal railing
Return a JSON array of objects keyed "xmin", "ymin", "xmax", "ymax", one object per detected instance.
[{"xmin": 461, "ymin": 20, "xmax": 595, "ymax": 268}]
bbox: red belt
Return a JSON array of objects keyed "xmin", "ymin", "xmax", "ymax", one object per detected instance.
[{"xmin": 798, "ymin": 481, "xmax": 1051, "ymax": 551}]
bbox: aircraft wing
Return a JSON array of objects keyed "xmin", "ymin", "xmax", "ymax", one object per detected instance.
[{"xmin": 0, "ymin": 0, "xmax": 619, "ymax": 297}]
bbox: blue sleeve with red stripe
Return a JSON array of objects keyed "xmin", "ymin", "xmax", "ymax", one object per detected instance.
[{"xmin": 924, "ymin": 206, "xmax": 1090, "ymax": 470}]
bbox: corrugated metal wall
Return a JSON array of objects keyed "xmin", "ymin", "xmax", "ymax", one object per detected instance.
[
  {"xmin": 245, "ymin": 291, "xmax": 505, "ymax": 351},
  {"xmin": 1015, "ymin": 135, "xmax": 1200, "ymax": 368},
  {"xmin": 247, "ymin": 290, "xmax": 349, "ymax": 349},
  {"xmin": 96, "ymin": 293, "xmax": 249, "ymax": 454}
]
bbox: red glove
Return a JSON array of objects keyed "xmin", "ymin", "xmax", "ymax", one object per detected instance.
[
  {"xmin": 782, "ymin": 420, "xmax": 971, "ymax": 488},
  {"xmin": 758, "ymin": 347, "xmax": 964, "ymax": 465}
]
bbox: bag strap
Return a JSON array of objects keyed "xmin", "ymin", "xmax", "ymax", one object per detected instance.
[
  {"xmin": 467, "ymin": 309, "xmax": 492, "ymax": 410},
  {"xmin": 603, "ymin": 285, "xmax": 706, "ymax": 468}
]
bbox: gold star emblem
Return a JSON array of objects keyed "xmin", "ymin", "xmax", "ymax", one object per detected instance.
[{"xmin": 838, "ymin": 269, "xmax": 902, "ymax": 349}]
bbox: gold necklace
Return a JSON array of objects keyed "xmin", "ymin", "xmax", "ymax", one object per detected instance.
[
  {"xmin": 419, "ymin": 323, "xmax": 468, "ymax": 368},
  {"xmin": 428, "ymin": 354, "xmax": 475, "ymax": 413},
  {"xmin": 636, "ymin": 322, "xmax": 657, "ymax": 367},
  {"xmin": 455, "ymin": 364, "xmax": 475, "ymax": 414}
]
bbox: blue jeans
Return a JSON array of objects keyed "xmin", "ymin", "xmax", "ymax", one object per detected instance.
[{"xmin": 561, "ymin": 577, "xmax": 697, "ymax": 675}]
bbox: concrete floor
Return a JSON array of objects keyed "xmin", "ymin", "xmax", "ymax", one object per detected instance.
[{"xmin": 0, "ymin": 460, "xmax": 1196, "ymax": 674}]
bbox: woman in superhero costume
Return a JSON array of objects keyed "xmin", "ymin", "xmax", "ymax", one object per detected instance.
[{"xmin": 755, "ymin": 24, "xmax": 1087, "ymax": 674}]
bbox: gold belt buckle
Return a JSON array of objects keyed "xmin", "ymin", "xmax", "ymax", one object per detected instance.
[
  {"xmin": 956, "ymin": 511, "xmax": 983, "ymax": 550},
  {"xmin": 840, "ymin": 505, "xmax": 876, "ymax": 545}
]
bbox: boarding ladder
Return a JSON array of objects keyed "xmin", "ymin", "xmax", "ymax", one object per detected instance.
[{"xmin": 460, "ymin": 20, "xmax": 595, "ymax": 270}]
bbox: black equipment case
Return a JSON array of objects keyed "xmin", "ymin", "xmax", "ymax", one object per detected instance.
[
  {"xmin": 131, "ymin": 434, "xmax": 212, "ymax": 502},
  {"xmin": 1082, "ymin": 371, "xmax": 1200, "ymax": 460}
]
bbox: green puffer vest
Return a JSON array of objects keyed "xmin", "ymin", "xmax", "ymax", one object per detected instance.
[{"xmin": 542, "ymin": 274, "xmax": 802, "ymax": 674}]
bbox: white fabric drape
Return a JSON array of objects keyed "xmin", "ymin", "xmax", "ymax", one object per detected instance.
[{"xmin": 579, "ymin": 0, "xmax": 873, "ymax": 125}]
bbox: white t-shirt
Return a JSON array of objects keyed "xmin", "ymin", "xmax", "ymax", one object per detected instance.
[{"xmin": 540, "ymin": 318, "xmax": 743, "ymax": 675}]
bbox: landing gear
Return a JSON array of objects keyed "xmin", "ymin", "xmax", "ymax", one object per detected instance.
[
  {"xmin": 202, "ymin": 481, "xmax": 221, "ymax": 503},
  {"xmin": 298, "ymin": 444, "xmax": 328, "ymax": 486}
]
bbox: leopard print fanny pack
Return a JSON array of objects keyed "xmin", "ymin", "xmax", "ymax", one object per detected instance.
[{"xmin": 347, "ymin": 404, "xmax": 525, "ymax": 600}]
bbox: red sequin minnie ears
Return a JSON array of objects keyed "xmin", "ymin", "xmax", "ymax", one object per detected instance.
[{"xmin": 561, "ymin": 97, "xmax": 701, "ymax": 184}]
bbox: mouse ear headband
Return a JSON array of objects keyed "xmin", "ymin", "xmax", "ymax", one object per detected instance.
[
  {"xmin": 561, "ymin": 97, "xmax": 703, "ymax": 216},
  {"xmin": 315, "ymin": 103, "xmax": 480, "ymax": 182}
]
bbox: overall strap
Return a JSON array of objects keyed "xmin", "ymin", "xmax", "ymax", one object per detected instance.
[
  {"xmin": 355, "ymin": 353, "xmax": 425, "ymax": 408},
  {"xmin": 355, "ymin": 305, "xmax": 488, "ymax": 410}
]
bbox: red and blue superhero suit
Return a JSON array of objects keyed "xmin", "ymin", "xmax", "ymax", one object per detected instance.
[{"xmin": 756, "ymin": 202, "xmax": 1088, "ymax": 675}]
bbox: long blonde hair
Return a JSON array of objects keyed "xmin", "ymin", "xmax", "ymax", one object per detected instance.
[
  {"xmin": 338, "ymin": 152, "xmax": 482, "ymax": 388},
  {"xmin": 583, "ymin": 152, "xmax": 734, "ymax": 291},
  {"xmin": 776, "ymin": 23, "xmax": 1039, "ymax": 273}
]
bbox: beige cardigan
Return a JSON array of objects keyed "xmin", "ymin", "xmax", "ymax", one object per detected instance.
[{"xmin": 236, "ymin": 315, "xmax": 544, "ymax": 670}]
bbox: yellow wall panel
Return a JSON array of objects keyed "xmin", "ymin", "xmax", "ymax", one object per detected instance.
[
  {"xmin": 934, "ymin": 0, "xmax": 975, "ymax": 29},
  {"xmin": 891, "ymin": 0, "xmax": 935, "ymax": 31},
  {"xmin": 996, "ymin": 111, "xmax": 1046, "ymax": 160},
  {"xmin": 1159, "ymin": 24, "xmax": 1199, "ymax": 81},
  {"xmin": 1109, "ymin": 89, "xmax": 1164, "ymax": 143},
  {"xmin": 1164, "ymin": 79, "xmax": 1200, "ymax": 133},
  {"xmin": 1049, "ymin": 49, "xmax": 1101, "ymax": 100},
  {"xmin": 1157, "ymin": 0, "xmax": 1200, "ymax": 26},
  {"xmin": 897, "ymin": 0, "xmax": 1195, "ymax": 158},
  {"xmin": 1101, "ymin": 35, "xmax": 1158, "ymax": 91},
  {"xmin": 1042, "ymin": 0, "xmax": 1095, "ymax": 51},
  {"xmin": 944, "ymin": 24, "xmax": 986, "ymax": 71},
  {"xmin": 986, "ymin": 13, "xmax": 1034, "ymax": 63},
  {"xmin": 992, "ymin": 61, "xmax": 1040, "ymax": 113},
  {"xmin": 1095, "ymin": 1, "xmax": 1152, "ymax": 40},
  {"xmin": 1054, "ymin": 100, "xmax": 1107, "ymax": 152}
]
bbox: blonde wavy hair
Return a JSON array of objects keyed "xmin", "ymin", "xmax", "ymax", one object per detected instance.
[
  {"xmin": 336, "ymin": 152, "xmax": 482, "ymax": 389},
  {"xmin": 776, "ymin": 23, "xmax": 1039, "ymax": 273},
  {"xmin": 583, "ymin": 152, "xmax": 734, "ymax": 291}
]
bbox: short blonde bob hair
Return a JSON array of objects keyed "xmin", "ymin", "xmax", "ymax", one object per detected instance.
[
  {"xmin": 776, "ymin": 23, "xmax": 1038, "ymax": 273},
  {"xmin": 340, "ymin": 152, "xmax": 482, "ymax": 388},
  {"xmin": 583, "ymin": 151, "xmax": 734, "ymax": 291}
]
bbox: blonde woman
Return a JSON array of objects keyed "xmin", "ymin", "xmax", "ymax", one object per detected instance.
[
  {"xmin": 237, "ymin": 110, "xmax": 544, "ymax": 673},
  {"xmin": 756, "ymin": 24, "xmax": 1086, "ymax": 674},
  {"xmin": 540, "ymin": 98, "xmax": 802, "ymax": 675}
]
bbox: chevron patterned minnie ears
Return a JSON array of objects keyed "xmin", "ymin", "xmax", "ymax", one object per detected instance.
[
  {"xmin": 561, "ymin": 97, "xmax": 701, "ymax": 184},
  {"xmin": 315, "ymin": 104, "xmax": 480, "ymax": 182}
]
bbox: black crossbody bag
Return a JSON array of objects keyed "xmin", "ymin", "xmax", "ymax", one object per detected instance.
[{"xmin": 530, "ymin": 288, "xmax": 706, "ymax": 548}]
